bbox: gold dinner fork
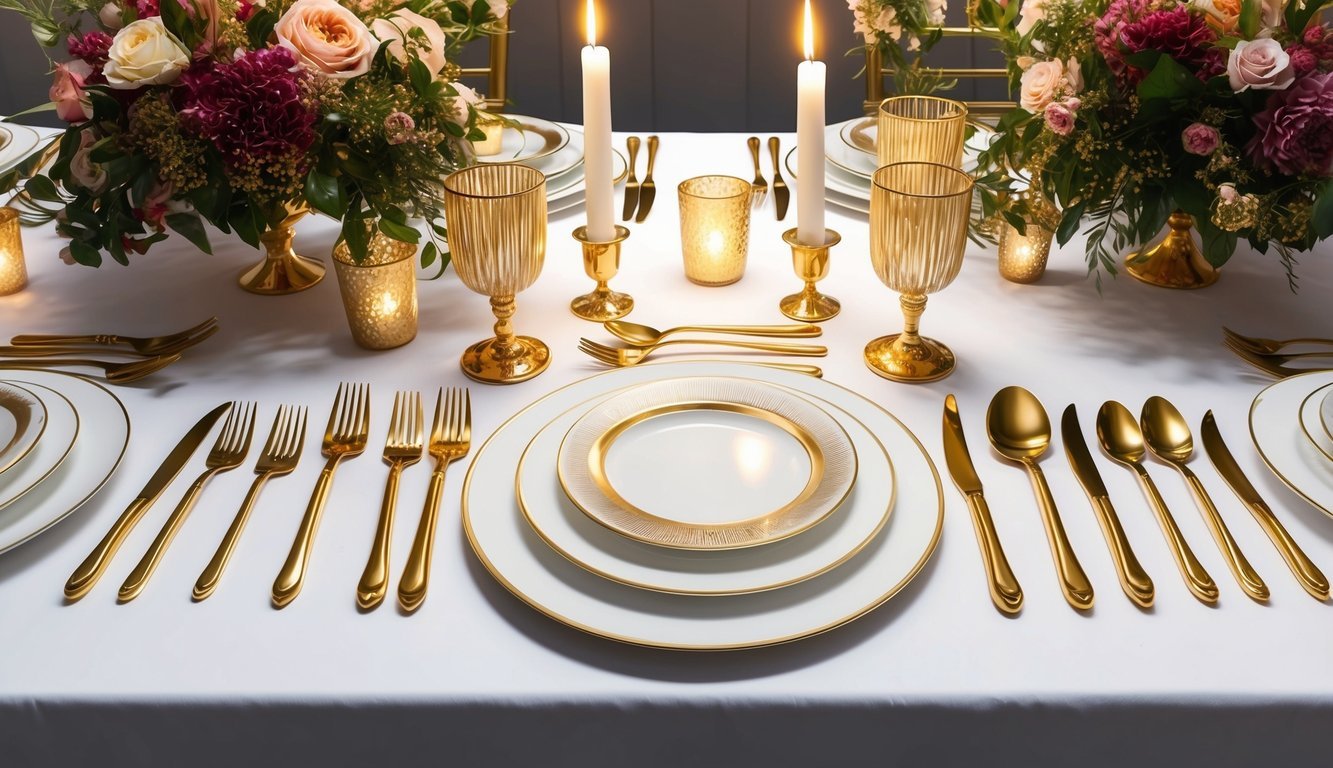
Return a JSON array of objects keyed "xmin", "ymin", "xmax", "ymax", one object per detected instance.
[
  {"xmin": 398, "ymin": 388, "xmax": 471, "ymax": 613},
  {"xmin": 357, "ymin": 391, "xmax": 423, "ymax": 610},
  {"xmin": 579, "ymin": 337, "xmax": 827, "ymax": 367},
  {"xmin": 1224, "ymin": 340, "xmax": 1326, "ymax": 378},
  {"xmin": 193, "ymin": 405, "xmax": 308, "ymax": 601},
  {"xmin": 117, "ymin": 402, "xmax": 256, "ymax": 602},
  {"xmin": 12, "ymin": 317, "xmax": 218, "ymax": 356},
  {"xmin": 1222, "ymin": 326, "xmax": 1333, "ymax": 355},
  {"xmin": 0, "ymin": 354, "xmax": 181, "ymax": 383},
  {"xmin": 747, "ymin": 136, "xmax": 768, "ymax": 210},
  {"xmin": 273, "ymin": 383, "xmax": 370, "ymax": 608}
]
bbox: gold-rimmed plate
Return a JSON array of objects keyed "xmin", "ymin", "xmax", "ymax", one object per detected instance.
[
  {"xmin": 0, "ymin": 381, "xmax": 47, "ymax": 479},
  {"xmin": 475, "ymin": 115, "xmax": 571, "ymax": 164},
  {"xmin": 519, "ymin": 380, "xmax": 893, "ymax": 595},
  {"xmin": 557, "ymin": 377, "xmax": 857, "ymax": 550},
  {"xmin": 1249, "ymin": 370, "xmax": 1333, "ymax": 518},
  {"xmin": 0, "ymin": 378, "xmax": 77, "ymax": 511},
  {"xmin": 1299, "ymin": 382, "xmax": 1333, "ymax": 463}
]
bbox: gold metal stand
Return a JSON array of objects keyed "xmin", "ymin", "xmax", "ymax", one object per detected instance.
[
  {"xmin": 1125, "ymin": 211, "xmax": 1219, "ymax": 290},
  {"xmin": 238, "ymin": 207, "xmax": 326, "ymax": 295},
  {"xmin": 864, "ymin": 293, "xmax": 955, "ymax": 383},
  {"xmin": 780, "ymin": 228, "xmax": 841, "ymax": 322},
  {"xmin": 460, "ymin": 294, "xmax": 551, "ymax": 384},
  {"xmin": 571, "ymin": 225, "xmax": 633, "ymax": 321}
]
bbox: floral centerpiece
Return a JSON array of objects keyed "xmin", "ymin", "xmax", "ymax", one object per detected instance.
[
  {"xmin": 974, "ymin": 0, "xmax": 1333, "ymax": 283},
  {"xmin": 0, "ymin": 0, "xmax": 509, "ymax": 271},
  {"xmin": 847, "ymin": 0, "xmax": 951, "ymax": 91}
]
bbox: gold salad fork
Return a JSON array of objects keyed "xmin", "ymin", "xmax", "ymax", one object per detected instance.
[
  {"xmin": 579, "ymin": 337, "xmax": 827, "ymax": 367},
  {"xmin": 193, "ymin": 405, "xmax": 308, "ymax": 601},
  {"xmin": 747, "ymin": 136, "xmax": 768, "ymax": 209},
  {"xmin": 357, "ymin": 391, "xmax": 423, "ymax": 610},
  {"xmin": 118, "ymin": 402, "xmax": 256, "ymax": 602},
  {"xmin": 1222, "ymin": 326, "xmax": 1333, "ymax": 355},
  {"xmin": 398, "ymin": 388, "xmax": 471, "ymax": 613},
  {"xmin": 12, "ymin": 317, "xmax": 218, "ymax": 356},
  {"xmin": 273, "ymin": 383, "xmax": 370, "ymax": 608},
  {"xmin": 0, "ymin": 354, "xmax": 181, "ymax": 383}
]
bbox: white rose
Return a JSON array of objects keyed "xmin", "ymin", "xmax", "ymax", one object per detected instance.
[
  {"xmin": 1227, "ymin": 38, "xmax": 1294, "ymax": 91},
  {"xmin": 98, "ymin": 2, "xmax": 124, "ymax": 30},
  {"xmin": 103, "ymin": 18, "xmax": 190, "ymax": 89},
  {"xmin": 1015, "ymin": 0, "xmax": 1047, "ymax": 36},
  {"xmin": 925, "ymin": 0, "xmax": 947, "ymax": 25},
  {"xmin": 70, "ymin": 130, "xmax": 108, "ymax": 193},
  {"xmin": 371, "ymin": 9, "xmax": 448, "ymax": 74},
  {"xmin": 447, "ymin": 82, "xmax": 483, "ymax": 125}
]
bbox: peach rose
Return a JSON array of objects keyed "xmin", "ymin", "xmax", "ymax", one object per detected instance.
[
  {"xmin": 103, "ymin": 17, "xmax": 190, "ymax": 89},
  {"xmin": 1020, "ymin": 59, "xmax": 1064, "ymax": 113},
  {"xmin": 70, "ymin": 130, "xmax": 108, "ymax": 192},
  {"xmin": 275, "ymin": 0, "xmax": 375, "ymax": 80},
  {"xmin": 1191, "ymin": 0, "xmax": 1241, "ymax": 33},
  {"xmin": 50, "ymin": 61, "xmax": 93, "ymax": 123},
  {"xmin": 370, "ymin": 9, "xmax": 447, "ymax": 75}
]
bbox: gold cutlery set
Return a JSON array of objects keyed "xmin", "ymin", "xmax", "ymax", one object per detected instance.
[
  {"xmin": 747, "ymin": 136, "xmax": 790, "ymax": 220},
  {"xmin": 63, "ymin": 384, "xmax": 472, "ymax": 613},
  {"xmin": 1224, "ymin": 327, "xmax": 1333, "ymax": 378},
  {"xmin": 578, "ymin": 320, "xmax": 827, "ymax": 377},
  {"xmin": 945, "ymin": 387, "xmax": 1328, "ymax": 614},
  {"xmin": 621, "ymin": 135, "xmax": 660, "ymax": 222},
  {"xmin": 0, "ymin": 317, "xmax": 217, "ymax": 383}
]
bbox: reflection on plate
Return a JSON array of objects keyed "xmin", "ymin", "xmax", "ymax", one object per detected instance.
[
  {"xmin": 557, "ymin": 377, "xmax": 856, "ymax": 550},
  {"xmin": 0, "ymin": 371, "xmax": 129, "ymax": 555},
  {"xmin": 463, "ymin": 361, "xmax": 943, "ymax": 651},
  {"xmin": 0, "ymin": 382, "xmax": 47, "ymax": 478},
  {"xmin": 1299, "ymin": 382, "xmax": 1333, "ymax": 462},
  {"xmin": 519, "ymin": 382, "xmax": 893, "ymax": 595},
  {"xmin": 0, "ymin": 379, "xmax": 77, "ymax": 513},
  {"xmin": 476, "ymin": 115, "xmax": 571, "ymax": 164},
  {"xmin": 1250, "ymin": 370, "xmax": 1333, "ymax": 518}
]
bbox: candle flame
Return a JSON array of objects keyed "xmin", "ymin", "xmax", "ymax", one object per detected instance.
[
  {"xmin": 586, "ymin": 0, "xmax": 597, "ymax": 47},
  {"xmin": 803, "ymin": 0, "xmax": 814, "ymax": 61}
]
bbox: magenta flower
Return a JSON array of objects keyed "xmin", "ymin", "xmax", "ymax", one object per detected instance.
[
  {"xmin": 178, "ymin": 47, "xmax": 317, "ymax": 168},
  {"xmin": 1247, "ymin": 72, "xmax": 1333, "ymax": 178},
  {"xmin": 1182, "ymin": 123, "xmax": 1220, "ymax": 155},
  {"xmin": 1119, "ymin": 7, "xmax": 1217, "ymax": 74},
  {"xmin": 67, "ymin": 31, "xmax": 113, "ymax": 72},
  {"xmin": 1094, "ymin": 0, "xmax": 1149, "ymax": 74},
  {"xmin": 1288, "ymin": 46, "xmax": 1318, "ymax": 76}
]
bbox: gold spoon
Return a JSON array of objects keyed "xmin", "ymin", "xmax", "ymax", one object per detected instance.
[
  {"xmin": 987, "ymin": 386, "xmax": 1094, "ymax": 610},
  {"xmin": 1096, "ymin": 401, "xmax": 1218, "ymax": 604},
  {"xmin": 604, "ymin": 320, "xmax": 821, "ymax": 346},
  {"xmin": 1140, "ymin": 396, "xmax": 1269, "ymax": 602}
]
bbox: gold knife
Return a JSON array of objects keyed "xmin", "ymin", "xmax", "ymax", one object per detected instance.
[
  {"xmin": 64, "ymin": 402, "xmax": 233, "ymax": 601},
  {"xmin": 1201, "ymin": 410, "xmax": 1329, "ymax": 600},
  {"xmin": 769, "ymin": 137, "xmax": 790, "ymax": 221},
  {"xmin": 621, "ymin": 136, "xmax": 640, "ymax": 221},
  {"xmin": 942, "ymin": 394, "xmax": 1023, "ymax": 614},
  {"xmin": 1061, "ymin": 404, "xmax": 1154, "ymax": 607},
  {"xmin": 634, "ymin": 135, "xmax": 659, "ymax": 223}
]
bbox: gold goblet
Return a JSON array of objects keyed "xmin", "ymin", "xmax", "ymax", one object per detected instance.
[
  {"xmin": 866, "ymin": 161, "xmax": 975, "ymax": 383},
  {"xmin": 877, "ymin": 95, "xmax": 968, "ymax": 168},
  {"xmin": 570, "ymin": 225, "xmax": 633, "ymax": 321},
  {"xmin": 442, "ymin": 164, "xmax": 550, "ymax": 384}
]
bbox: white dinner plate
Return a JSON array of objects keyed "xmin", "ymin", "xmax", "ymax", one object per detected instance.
[
  {"xmin": 463, "ymin": 361, "xmax": 943, "ymax": 651},
  {"xmin": 0, "ymin": 123, "xmax": 43, "ymax": 174},
  {"xmin": 1321, "ymin": 387, "xmax": 1333, "ymax": 444},
  {"xmin": 1298, "ymin": 382, "xmax": 1333, "ymax": 463},
  {"xmin": 526, "ymin": 124, "xmax": 585, "ymax": 179},
  {"xmin": 518, "ymin": 381, "xmax": 893, "ymax": 595},
  {"xmin": 1250, "ymin": 370, "xmax": 1333, "ymax": 518},
  {"xmin": 0, "ymin": 377, "xmax": 77, "ymax": 512},
  {"xmin": 786, "ymin": 149, "xmax": 872, "ymax": 202},
  {"xmin": 545, "ymin": 148, "xmax": 627, "ymax": 202},
  {"xmin": 0, "ymin": 371, "xmax": 129, "ymax": 555},
  {"xmin": 475, "ymin": 115, "xmax": 570, "ymax": 164},
  {"xmin": 824, "ymin": 119, "xmax": 994, "ymax": 180},
  {"xmin": 556, "ymin": 377, "xmax": 857, "ymax": 551},
  {"xmin": 0, "ymin": 382, "xmax": 46, "ymax": 478}
]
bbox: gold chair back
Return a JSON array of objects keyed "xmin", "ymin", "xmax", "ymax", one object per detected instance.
[
  {"xmin": 460, "ymin": 15, "xmax": 510, "ymax": 112},
  {"xmin": 863, "ymin": 20, "xmax": 1014, "ymax": 121}
]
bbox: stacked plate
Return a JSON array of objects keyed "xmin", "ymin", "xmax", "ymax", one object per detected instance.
[
  {"xmin": 464, "ymin": 361, "xmax": 943, "ymax": 650},
  {"xmin": 785, "ymin": 117, "xmax": 993, "ymax": 215},
  {"xmin": 474, "ymin": 116, "xmax": 627, "ymax": 215},
  {"xmin": 0, "ymin": 371, "xmax": 129, "ymax": 555},
  {"xmin": 0, "ymin": 123, "xmax": 45, "ymax": 175},
  {"xmin": 1250, "ymin": 371, "xmax": 1333, "ymax": 517}
]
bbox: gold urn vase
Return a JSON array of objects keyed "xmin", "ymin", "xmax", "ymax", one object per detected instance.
[
  {"xmin": 1124, "ymin": 211, "xmax": 1219, "ymax": 290},
  {"xmin": 238, "ymin": 202, "xmax": 327, "ymax": 295}
]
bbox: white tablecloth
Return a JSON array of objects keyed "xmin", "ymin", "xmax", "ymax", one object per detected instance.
[{"xmin": 2, "ymin": 131, "xmax": 1332, "ymax": 766}]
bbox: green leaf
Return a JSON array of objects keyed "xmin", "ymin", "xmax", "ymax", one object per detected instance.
[
  {"xmin": 159, "ymin": 0, "xmax": 196, "ymax": 48},
  {"xmin": 341, "ymin": 214, "xmax": 372, "ymax": 263},
  {"xmin": 229, "ymin": 204, "xmax": 260, "ymax": 248},
  {"xmin": 1056, "ymin": 201, "xmax": 1086, "ymax": 246},
  {"xmin": 1137, "ymin": 55, "xmax": 1203, "ymax": 101},
  {"xmin": 1198, "ymin": 218, "xmax": 1237, "ymax": 267},
  {"xmin": 420, "ymin": 241, "xmax": 437, "ymax": 268},
  {"xmin": 378, "ymin": 217, "xmax": 420, "ymax": 244},
  {"xmin": 470, "ymin": 0, "xmax": 492, "ymax": 22},
  {"xmin": 68, "ymin": 240, "xmax": 102, "ymax": 267},
  {"xmin": 23, "ymin": 175, "xmax": 62, "ymax": 203},
  {"xmin": 304, "ymin": 169, "xmax": 346, "ymax": 219},
  {"xmin": 408, "ymin": 57, "xmax": 433, "ymax": 97},
  {"xmin": 165, "ymin": 213, "xmax": 213, "ymax": 255},
  {"xmin": 1313, "ymin": 180, "xmax": 1333, "ymax": 239},
  {"xmin": 1239, "ymin": 0, "xmax": 1261, "ymax": 38}
]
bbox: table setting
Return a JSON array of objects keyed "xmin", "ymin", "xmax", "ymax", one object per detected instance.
[{"xmin": 1, "ymin": 0, "xmax": 1333, "ymax": 764}]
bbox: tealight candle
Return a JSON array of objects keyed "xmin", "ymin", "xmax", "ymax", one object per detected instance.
[
  {"xmin": 678, "ymin": 175, "xmax": 752, "ymax": 286},
  {"xmin": 332, "ymin": 234, "xmax": 419, "ymax": 349},
  {"xmin": 0, "ymin": 208, "xmax": 27, "ymax": 296}
]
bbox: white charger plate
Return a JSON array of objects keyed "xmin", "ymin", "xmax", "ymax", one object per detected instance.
[
  {"xmin": 823, "ymin": 119, "xmax": 994, "ymax": 180},
  {"xmin": 1250, "ymin": 370, "xmax": 1333, "ymax": 517},
  {"xmin": 0, "ymin": 123, "xmax": 43, "ymax": 174},
  {"xmin": 475, "ymin": 115, "xmax": 571, "ymax": 164},
  {"xmin": 0, "ymin": 371, "xmax": 129, "ymax": 555},
  {"xmin": 0, "ymin": 377, "xmax": 77, "ymax": 511},
  {"xmin": 518, "ymin": 381, "xmax": 893, "ymax": 595},
  {"xmin": 1298, "ymin": 382, "xmax": 1333, "ymax": 463},
  {"xmin": 544, "ymin": 146, "xmax": 627, "ymax": 202},
  {"xmin": 463, "ymin": 361, "xmax": 942, "ymax": 651},
  {"xmin": 0, "ymin": 382, "xmax": 47, "ymax": 478}
]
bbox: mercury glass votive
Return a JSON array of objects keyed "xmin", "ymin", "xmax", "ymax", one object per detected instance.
[
  {"xmin": 877, "ymin": 96, "xmax": 968, "ymax": 168},
  {"xmin": 678, "ymin": 175, "xmax": 752, "ymax": 286},
  {"xmin": 333, "ymin": 233, "xmax": 419, "ymax": 350},
  {"xmin": 998, "ymin": 220, "xmax": 1054, "ymax": 284},
  {"xmin": 0, "ymin": 208, "xmax": 27, "ymax": 296}
]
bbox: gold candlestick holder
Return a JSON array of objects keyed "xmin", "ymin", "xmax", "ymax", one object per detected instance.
[
  {"xmin": 571, "ymin": 225, "xmax": 633, "ymax": 321},
  {"xmin": 780, "ymin": 228, "xmax": 841, "ymax": 322}
]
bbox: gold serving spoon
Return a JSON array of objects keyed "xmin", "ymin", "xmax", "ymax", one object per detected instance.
[{"xmin": 604, "ymin": 320, "xmax": 821, "ymax": 346}]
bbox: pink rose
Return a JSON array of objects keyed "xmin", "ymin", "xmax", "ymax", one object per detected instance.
[
  {"xmin": 69, "ymin": 130, "xmax": 108, "ymax": 192},
  {"xmin": 1182, "ymin": 122, "xmax": 1220, "ymax": 155},
  {"xmin": 1227, "ymin": 38, "xmax": 1295, "ymax": 92},
  {"xmin": 1020, "ymin": 59, "xmax": 1064, "ymax": 113},
  {"xmin": 50, "ymin": 62, "xmax": 93, "ymax": 123},
  {"xmin": 275, "ymin": 0, "xmax": 374, "ymax": 80},
  {"xmin": 1044, "ymin": 102, "xmax": 1076, "ymax": 135},
  {"xmin": 370, "ymin": 9, "xmax": 447, "ymax": 74}
]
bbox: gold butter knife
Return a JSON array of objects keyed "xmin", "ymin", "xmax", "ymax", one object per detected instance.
[
  {"xmin": 1201, "ymin": 410, "xmax": 1329, "ymax": 600},
  {"xmin": 634, "ymin": 135, "xmax": 659, "ymax": 223},
  {"xmin": 769, "ymin": 137, "xmax": 790, "ymax": 221},
  {"xmin": 621, "ymin": 136, "xmax": 641, "ymax": 221}
]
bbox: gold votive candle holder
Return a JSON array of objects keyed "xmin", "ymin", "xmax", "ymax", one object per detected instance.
[
  {"xmin": 678, "ymin": 175, "xmax": 752, "ymax": 286},
  {"xmin": 571, "ymin": 225, "xmax": 633, "ymax": 321},
  {"xmin": 332, "ymin": 233, "xmax": 419, "ymax": 350},
  {"xmin": 998, "ymin": 220, "xmax": 1054, "ymax": 284},
  {"xmin": 877, "ymin": 95, "xmax": 968, "ymax": 168},
  {"xmin": 0, "ymin": 208, "xmax": 27, "ymax": 296},
  {"xmin": 780, "ymin": 228, "xmax": 841, "ymax": 322}
]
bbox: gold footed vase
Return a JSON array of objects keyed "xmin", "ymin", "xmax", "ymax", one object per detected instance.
[
  {"xmin": 461, "ymin": 294, "xmax": 551, "ymax": 384},
  {"xmin": 865, "ymin": 294, "xmax": 955, "ymax": 383},
  {"xmin": 239, "ymin": 206, "xmax": 326, "ymax": 295},
  {"xmin": 1125, "ymin": 211, "xmax": 1219, "ymax": 290}
]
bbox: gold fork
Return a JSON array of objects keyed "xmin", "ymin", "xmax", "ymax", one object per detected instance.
[
  {"xmin": 747, "ymin": 136, "xmax": 768, "ymax": 210},
  {"xmin": 358, "ymin": 391, "xmax": 423, "ymax": 610},
  {"xmin": 273, "ymin": 383, "xmax": 370, "ymax": 608},
  {"xmin": 1223, "ymin": 327, "xmax": 1333, "ymax": 355},
  {"xmin": 579, "ymin": 337, "xmax": 827, "ymax": 367},
  {"xmin": 12, "ymin": 317, "xmax": 218, "ymax": 356},
  {"xmin": 0, "ymin": 354, "xmax": 181, "ymax": 383},
  {"xmin": 117, "ymin": 402, "xmax": 256, "ymax": 602},
  {"xmin": 193, "ymin": 405, "xmax": 308, "ymax": 601},
  {"xmin": 1224, "ymin": 340, "xmax": 1322, "ymax": 378},
  {"xmin": 399, "ymin": 388, "xmax": 471, "ymax": 613}
]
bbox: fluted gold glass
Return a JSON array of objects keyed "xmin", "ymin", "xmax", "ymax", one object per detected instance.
[
  {"xmin": 333, "ymin": 233, "xmax": 419, "ymax": 349},
  {"xmin": 877, "ymin": 96, "xmax": 968, "ymax": 168},
  {"xmin": 678, "ymin": 176, "xmax": 752, "ymax": 286},
  {"xmin": 866, "ymin": 161, "xmax": 975, "ymax": 383},
  {"xmin": 442, "ymin": 164, "xmax": 550, "ymax": 384},
  {"xmin": 0, "ymin": 208, "xmax": 26, "ymax": 296}
]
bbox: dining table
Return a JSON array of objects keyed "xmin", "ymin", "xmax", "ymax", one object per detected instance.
[{"xmin": 2, "ymin": 129, "xmax": 1332, "ymax": 767}]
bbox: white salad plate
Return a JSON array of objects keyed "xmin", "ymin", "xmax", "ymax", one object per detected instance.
[
  {"xmin": 463, "ymin": 361, "xmax": 942, "ymax": 651},
  {"xmin": 1250, "ymin": 370, "xmax": 1333, "ymax": 518},
  {"xmin": 475, "ymin": 115, "xmax": 570, "ymax": 164},
  {"xmin": 0, "ymin": 381, "xmax": 47, "ymax": 479},
  {"xmin": 1298, "ymin": 382, "xmax": 1333, "ymax": 463},
  {"xmin": 0, "ymin": 371, "xmax": 129, "ymax": 555},
  {"xmin": 0, "ymin": 377, "xmax": 78, "ymax": 512},
  {"xmin": 517, "ymin": 380, "xmax": 893, "ymax": 595}
]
